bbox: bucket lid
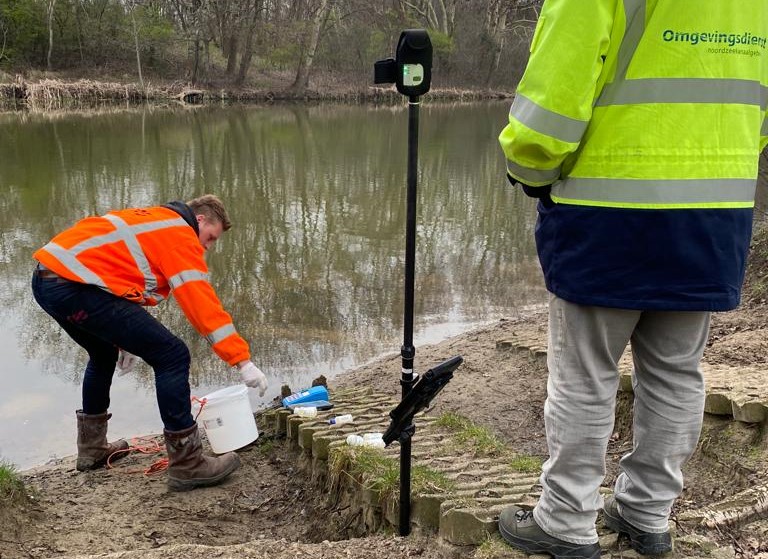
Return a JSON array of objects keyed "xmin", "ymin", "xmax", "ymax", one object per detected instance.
[{"xmin": 197, "ymin": 384, "xmax": 248, "ymax": 407}]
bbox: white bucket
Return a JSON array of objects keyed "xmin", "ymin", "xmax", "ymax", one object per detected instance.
[{"xmin": 195, "ymin": 384, "xmax": 259, "ymax": 453}]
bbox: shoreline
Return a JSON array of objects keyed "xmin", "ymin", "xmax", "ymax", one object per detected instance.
[
  {"xmin": 6, "ymin": 295, "xmax": 768, "ymax": 557},
  {"xmin": 0, "ymin": 77, "xmax": 513, "ymax": 112},
  {"xmin": 12, "ymin": 314, "xmax": 530, "ymax": 473}
]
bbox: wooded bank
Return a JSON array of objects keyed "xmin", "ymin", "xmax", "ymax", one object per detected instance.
[{"xmin": 0, "ymin": 0, "xmax": 542, "ymax": 96}]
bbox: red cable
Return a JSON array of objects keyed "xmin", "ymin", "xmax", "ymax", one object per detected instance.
[{"xmin": 106, "ymin": 397, "xmax": 208, "ymax": 476}]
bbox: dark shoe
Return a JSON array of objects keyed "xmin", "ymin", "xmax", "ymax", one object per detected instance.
[
  {"xmin": 498, "ymin": 506, "xmax": 601, "ymax": 559},
  {"xmin": 164, "ymin": 424, "xmax": 240, "ymax": 492},
  {"xmin": 75, "ymin": 410, "xmax": 130, "ymax": 471},
  {"xmin": 603, "ymin": 496, "xmax": 672, "ymax": 555}
]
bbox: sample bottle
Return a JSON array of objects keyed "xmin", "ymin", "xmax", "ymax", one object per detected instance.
[
  {"xmin": 362, "ymin": 432, "xmax": 386, "ymax": 449},
  {"xmin": 346, "ymin": 434, "xmax": 364, "ymax": 446},
  {"xmin": 328, "ymin": 414, "xmax": 353, "ymax": 425},
  {"xmin": 293, "ymin": 406, "xmax": 318, "ymax": 418}
]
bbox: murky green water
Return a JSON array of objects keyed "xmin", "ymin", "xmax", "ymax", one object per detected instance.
[{"xmin": 0, "ymin": 102, "xmax": 549, "ymax": 468}]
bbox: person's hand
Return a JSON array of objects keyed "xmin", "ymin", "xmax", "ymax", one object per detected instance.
[
  {"xmin": 116, "ymin": 350, "xmax": 138, "ymax": 376},
  {"xmin": 239, "ymin": 361, "xmax": 268, "ymax": 396}
]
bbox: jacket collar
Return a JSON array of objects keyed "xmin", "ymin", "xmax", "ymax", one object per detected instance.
[{"xmin": 162, "ymin": 201, "xmax": 199, "ymax": 236}]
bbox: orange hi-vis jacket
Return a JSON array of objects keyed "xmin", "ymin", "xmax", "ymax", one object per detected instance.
[{"xmin": 33, "ymin": 205, "xmax": 250, "ymax": 366}]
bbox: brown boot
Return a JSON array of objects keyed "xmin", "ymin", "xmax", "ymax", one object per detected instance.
[
  {"xmin": 163, "ymin": 424, "xmax": 240, "ymax": 492},
  {"xmin": 75, "ymin": 410, "xmax": 130, "ymax": 471}
]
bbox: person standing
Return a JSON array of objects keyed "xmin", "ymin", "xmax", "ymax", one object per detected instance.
[
  {"xmin": 32, "ymin": 194, "xmax": 269, "ymax": 491},
  {"xmin": 498, "ymin": 1, "xmax": 767, "ymax": 557}
]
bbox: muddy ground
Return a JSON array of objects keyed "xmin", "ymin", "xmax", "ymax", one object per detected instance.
[{"xmin": 4, "ymin": 235, "xmax": 768, "ymax": 559}]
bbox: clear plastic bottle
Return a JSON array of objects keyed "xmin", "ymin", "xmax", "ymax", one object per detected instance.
[
  {"xmin": 346, "ymin": 434, "xmax": 364, "ymax": 446},
  {"xmin": 328, "ymin": 414, "xmax": 353, "ymax": 425},
  {"xmin": 293, "ymin": 406, "xmax": 318, "ymax": 418},
  {"xmin": 362, "ymin": 432, "xmax": 386, "ymax": 449}
]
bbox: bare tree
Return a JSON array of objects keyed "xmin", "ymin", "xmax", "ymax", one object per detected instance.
[
  {"xmin": 235, "ymin": 0, "xmax": 266, "ymax": 85},
  {"xmin": 47, "ymin": 0, "xmax": 57, "ymax": 70},
  {"xmin": 483, "ymin": 0, "xmax": 541, "ymax": 87},
  {"xmin": 129, "ymin": 0, "xmax": 145, "ymax": 89},
  {"xmin": 168, "ymin": 0, "xmax": 212, "ymax": 82},
  {"xmin": 288, "ymin": 0, "xmax": 335, "ymax": 94},
  {"xmin": 0, "ymin": 17, "xmax": 7, "ymax": 63},
  {"xmin": 399, "ymin": 0, "xmax": 457, "ymax": 37}
]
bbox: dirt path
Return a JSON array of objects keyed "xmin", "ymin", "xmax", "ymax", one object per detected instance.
[{"xmin": 3, "ymin": 301, "xmax": 768, "ymax": 559}]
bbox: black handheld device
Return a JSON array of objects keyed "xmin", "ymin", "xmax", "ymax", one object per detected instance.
[
  {"xmin": 383, "ymin": 355, "xmax": 463, "ymax": 445},
  {"xmin": 374, "ymin": 29, "xmax": 433, "ymax": 97}
]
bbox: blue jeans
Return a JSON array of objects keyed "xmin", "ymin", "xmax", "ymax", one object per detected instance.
[{"xmin": 31, "ymin": 267, "xmax": 195, "ymax": 431}]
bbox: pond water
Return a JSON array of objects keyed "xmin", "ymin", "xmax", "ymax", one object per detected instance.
[{"xmin": 0, "ymin": 101, "xmax": 549, "ymax": 469}]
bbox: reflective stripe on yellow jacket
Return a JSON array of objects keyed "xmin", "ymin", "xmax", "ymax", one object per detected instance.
[{"xmin": 33, "ymin": 206, "xmax": 250, "ymax": 366}]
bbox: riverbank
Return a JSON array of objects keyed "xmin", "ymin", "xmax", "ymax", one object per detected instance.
[
  {"xmin": 3, "ymin": 226, "xmax": 768, "ymax": 558},
  {"xmin": 0, "ymin": 75, "xmax": 512, "ymax": 111}
]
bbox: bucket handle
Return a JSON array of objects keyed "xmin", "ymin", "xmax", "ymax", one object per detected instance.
[{"xmin": 191, "ymin": 396, "xmax": 208, "ymax": 422}]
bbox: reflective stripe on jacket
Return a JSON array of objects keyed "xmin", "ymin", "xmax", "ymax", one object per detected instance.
[
  {"xmin": 498, "ymin": 0, "xmax": 767, "ymax": 311},
  {"xmin": 33, "ymin": 205, "xmax": 250, "ymax": 366}
]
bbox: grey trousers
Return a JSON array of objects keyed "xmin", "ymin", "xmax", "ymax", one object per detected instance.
[{"xmin": 533, "ymin": 295, "xmax": 709, "ymax": 544}]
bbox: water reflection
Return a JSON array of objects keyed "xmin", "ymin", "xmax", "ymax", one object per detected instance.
[
  {"xmin": 0, "ymin": 102, "xmax": 548, "ymax": 468},
  {"xmin": 3, "ymin": 105, "xmax": 766, "ymax": 468}
]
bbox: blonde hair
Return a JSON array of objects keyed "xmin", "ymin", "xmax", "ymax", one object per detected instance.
[{"xmin": 187, "ymin": 194, "xmax": 232, "ymax": 231}]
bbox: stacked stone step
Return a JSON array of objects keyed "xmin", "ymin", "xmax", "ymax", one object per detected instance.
[{"xmin": 258, "ymin": 386, "xmax": 540, "ymax": 544}]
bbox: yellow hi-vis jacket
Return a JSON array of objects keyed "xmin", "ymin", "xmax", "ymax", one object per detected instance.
[
  {"xmin": 500, "ymin": 0, "xmax": 767, "ymax": 209},
  {"xmin": 498, "ymin": 0, "xmax": 767, "ymax": 311}
]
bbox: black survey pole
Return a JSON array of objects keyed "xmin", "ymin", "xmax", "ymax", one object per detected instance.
[
  {"xmin": 402, "ymin": 97, "xmax": 419, "ymax": 379},
  {"xmin": 402, "ymin": 96, "xmax": 420, "ymax": 388},
  {"xmin": 374, "ymin": 29, "xmax": 434, "ymax": 537},
  {"xmin": 399, "ymin": 94, "xmax": 420, "ymax": 536}
]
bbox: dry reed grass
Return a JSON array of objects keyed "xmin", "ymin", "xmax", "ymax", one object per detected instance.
[
  {"xmin": 0, "ymin": 76, "xmax": 511, "ymax": 111},
  {"xmin": 0, "ymin": 78, "xmax": 158, "ymax": 110}
]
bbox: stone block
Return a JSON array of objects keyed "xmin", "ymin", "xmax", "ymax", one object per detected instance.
[
  {"xmin": 276, "ymin": 409, "xmax": 291, "ymax": 435},
  {"xmin": 255, "ymin": 410, "xmax": 277, "ymax": 436},
  {"xmin": 618, "ymin": 372, "xmax": 633, "ymax": 393},
  {"xmin": 495, "ymin": 339, "xmax": 517, "ymax": 350},
  {"xmin": 704, "ymin": 393, "xmax": 734, "ymax": 416},
  {"xmin": 384, "ymin": 497, "xmax": 399, "ymax": 527},
  {"xmin": 312, "ymin": 434, "xmax": 336, "ymax": 460},
  {"xmin": 286, "ymin": 416, "xmax": 302, "ymax": 441},
  {"xmin": 597, "ymin": 532, "xmax": 619, "ymax": 550},
  {"xmin": 298, "ymin": 422, "xmax": 321, "ymax": 451},
  {"xmin": 362, "ymin": 485, "xmax": 383, "ymax": 506},
  {"xmin": 731, "ymin": 398, "xmax": 767, "ymax": 424},
  {"xmin": 439, "ymin": 503, "xmax": 500, "ymax": 545},
  {"xmin": 411, "ymin": 493, "xmax": 445, "ymax": 529}
]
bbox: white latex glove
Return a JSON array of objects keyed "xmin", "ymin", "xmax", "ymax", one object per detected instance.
[
  {"xmin": 239, "ymin": 361, "xmax": 268, "ymax": 396},
  {"xmin": 116, "ymin": 349, "xmax": 138, "ymax": 376}
]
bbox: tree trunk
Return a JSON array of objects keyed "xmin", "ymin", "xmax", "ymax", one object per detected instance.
[
  {"xmin": 236, "ymin": 39, "xmax": 254, "ymax": 85},
  {"xmin": 130, "ymin": 5, "xmax": 144, "ymax": 90},
  {"xmin": 46, "ymin": 0, "xmax": 57, "ymax": 71},
  {"xmin": 191, "ymin": 37, "xmax": 200, "ymax": 83},
  {"xmin": 483, "ymin": 0, "xmax": 507, "ymax": 88},
  {"xmin": 225, "ymin": 35, "xmax": 239, "ymax": 77},
  {"xmin": 236, "ymin": 0, "xmax": 263, "ymax": 86},
  {"xmin": 288, "ymin": 0, "xmax": 332, "ymax": 94},
  {"xmin": 485, "ymin": 35, "xmax": 505, "ymax": 88}
]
